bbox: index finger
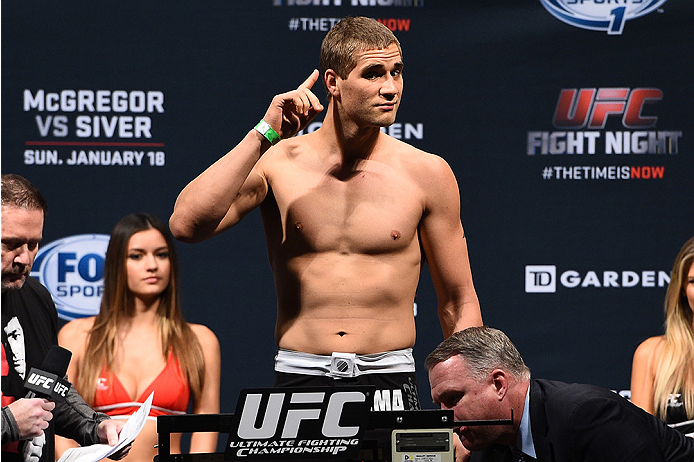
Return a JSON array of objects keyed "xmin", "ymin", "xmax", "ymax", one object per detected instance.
[{"xmin": 298, "ymin": 69, "xmax": 320, "ymax": 90}]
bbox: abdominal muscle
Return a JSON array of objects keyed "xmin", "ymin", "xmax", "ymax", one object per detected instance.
[{"xmin": 273, "ymin": 250, "xmax": 420, "ymax": 355}]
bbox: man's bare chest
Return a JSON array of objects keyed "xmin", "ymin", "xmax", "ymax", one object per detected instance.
[{"xmin": 264, "ymin": 165, "xmax": 424, "ymax": 254}]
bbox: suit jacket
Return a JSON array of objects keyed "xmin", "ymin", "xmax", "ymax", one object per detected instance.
[{"xmin": 471, "ymin": 379, "xmax": 694, "ymax": 462}]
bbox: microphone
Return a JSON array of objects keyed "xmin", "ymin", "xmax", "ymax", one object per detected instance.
[{"xmin": 24, "ymin": 345, "xmax": 72, "ymax": 402}]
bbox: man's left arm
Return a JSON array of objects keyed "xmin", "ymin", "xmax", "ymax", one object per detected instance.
[
  {"xmin": 53, "ymin": 383, "xmax": 108, "ymax": 446},
  {"xmin": 568, "ymin": 395, "xmax": 694, "ymax": 461},
  {"xmin": 53, "ymin": 383, "xmax": 129, "ymax": 459},
  {"xmin": 418, "ymin": 155, "xmax": 482, "ymax": 337}
]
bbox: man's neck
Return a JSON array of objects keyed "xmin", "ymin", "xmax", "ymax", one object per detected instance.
[
  {"xmin": 498, "ymin": 379, "xmax": 531, "ymax": 447},
  {"xmin": 320, "ymin": 102, "xmax": 384, "ymax": 162}
]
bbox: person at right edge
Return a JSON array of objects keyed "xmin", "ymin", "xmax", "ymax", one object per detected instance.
[
  {"xmin": 631, "ymin": 236, "xmax": 694, "ymax": 437},
  {"xmin": 169, "ymin": 14, "xmax": 482, "ymax": 416}
]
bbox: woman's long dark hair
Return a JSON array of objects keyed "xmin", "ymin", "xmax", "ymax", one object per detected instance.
[{"xmin": 78, "ymin": 213, "xmax": 205, "ymax": 405}]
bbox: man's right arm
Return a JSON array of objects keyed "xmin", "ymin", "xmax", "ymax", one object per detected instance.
[
  {"xmin": 2, "ymin": 405, "xmax": 20, "ymax": 444},
  {"xmin": 169, "ymin": 70, "xmax": 323, "ymax": 243},
  {"xmin": 169, "ymin": 129, "xmax": 272, "ymax": 243},
  {"xmin": 2, "ymin": 399, "xmax": 55, "ymax": 444}
]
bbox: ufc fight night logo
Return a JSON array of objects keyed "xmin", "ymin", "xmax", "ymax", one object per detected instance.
[
  {"xmin": 226, "ymin": 387, "xmax": 373, "ymax": 459},
  {"xmin": 553, "ymin": 88, "xmax": 662, "ymax": 129},
  {"xmin": 527, "ymin": 87, "xmax": 681, "ymax": 156}
]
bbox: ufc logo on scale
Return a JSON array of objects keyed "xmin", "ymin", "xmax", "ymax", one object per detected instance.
[
  {"xmin": 226, "ymin": 387, "xmax": 373, "ymax": 460},
  {"xmin": 553, "ymin": 88, "xmax": 662, "ymax": 129},
  {"xmin": 237, "ymin": 390, "xmax": 366, "ymax": 439}
]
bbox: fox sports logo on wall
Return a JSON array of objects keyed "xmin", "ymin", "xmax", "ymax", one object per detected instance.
[
  {"xmin": 539, "ymin": 0, "xmax": 667, "ymax": 35},
  {"xmin": 31, "ymin": 234, "xmax": 110, "ymax": 320}
]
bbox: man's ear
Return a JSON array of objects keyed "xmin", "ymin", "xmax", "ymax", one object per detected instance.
[
  {"xmin": 324, "ymin": 69, "xmax": 339, "ymax": 99},
  {"xmin": 490, "ymin": 369, "xmax": 509, "ymax": 401}
]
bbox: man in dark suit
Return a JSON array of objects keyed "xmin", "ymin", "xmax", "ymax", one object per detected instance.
[{"xmin": 425, "ymin": 326, "xmax": 694, "ymax": 462}]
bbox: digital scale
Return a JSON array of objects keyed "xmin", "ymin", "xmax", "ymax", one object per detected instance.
[
  {"xmin": 391, "ymin": 428, "xmax": 454, "ymax": 462},
  {"xmin": 155, "ymin": 387, "xmax": 513, "ymax": 462}
]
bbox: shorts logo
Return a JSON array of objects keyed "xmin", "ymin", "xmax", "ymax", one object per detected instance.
[
  {"xmin": 335, "ymin": 360, "xmax": 349, "ymax": 373},
  {"xmin": 525, "ymin": 265, "xmax": 557, "ymax": 293},
  {"xmin": 31, "ymin": 234, "xmax": 110, "ymax": 320},
  {"xmin": 539, "ymin": 0, "xmax": 668, "ymax": 35}
]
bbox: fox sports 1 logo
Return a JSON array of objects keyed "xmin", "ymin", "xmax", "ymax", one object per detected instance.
[
  {"xmin": 31, "ymin": 234, "xmax": 110, "ymax": 321},
  {"xmin": 539, "ymin": 0, "xmax": 668, "ymax": 35}
]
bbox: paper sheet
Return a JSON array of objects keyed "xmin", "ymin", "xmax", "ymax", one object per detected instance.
[{"xmin": 58, "ymin": 391, "xmax": 154, "ymax": 462}]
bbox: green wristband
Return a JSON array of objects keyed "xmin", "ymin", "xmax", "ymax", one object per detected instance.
[{"xmin": 254, "ymin": 119, "xmax": 281, "ymax": 146}]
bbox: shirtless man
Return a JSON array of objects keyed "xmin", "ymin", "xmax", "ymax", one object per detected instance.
[{"xmin": 170, "ymin": 16, "xmax": 482, "ymax": 408}]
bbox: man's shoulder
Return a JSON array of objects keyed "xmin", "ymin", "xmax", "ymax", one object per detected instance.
[
  {"xmin": 2, "ymin": 277, "xmax": 59, "ymax": 380},
  {"xmin": 535, "ymin": 377, "xmax": 617, "ymax": 394},
  {"xmin": 374, "ymin": 135, "xmax": 452, "ymax": 177},
  {"xmin": 531, "ymin": 380, "xmax": 687, "ymax": 460},
  {"xmin": 3, "ymin": 276, "xmax": 50, "ymax": 300},
  {"xmin": 23, "ymin": 275, "xmax": 50, "ymax": 291},
  {"xmin": 534, "ymin": 378, "xmax": 624, "ymax": 404},
  {"xmin": 533, "ymin": 378, "xmax": 631, "ymax": 421},
  {"xmin": 22, "ymin": 276, "xmax": 54, "ymax": 303},
  {"xmin": 4, "ymin": 276, "xmax": 57, "ymax": 318},
  {"xmin": 380, "ymin": 132, "xmax": 434, "ymax": 156}
]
